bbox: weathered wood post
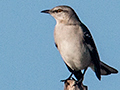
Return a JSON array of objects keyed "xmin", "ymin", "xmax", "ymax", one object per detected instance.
[{"xmin": 64, "ymin": 78, "xmax": 88, "ymax": 90}]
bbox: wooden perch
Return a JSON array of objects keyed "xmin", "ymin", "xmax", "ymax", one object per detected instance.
[{"xmin": 64, "ymin": 78, "xmax": 88, "ymax": 90}]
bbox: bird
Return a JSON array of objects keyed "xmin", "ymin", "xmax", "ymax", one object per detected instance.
[{"xmin": 41, "ymin": 5, "xmax": 118, "ymax": 82}]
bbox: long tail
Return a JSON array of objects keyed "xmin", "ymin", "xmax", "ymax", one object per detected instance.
[
  {"xmin": 73, "ymin": 61, "xmax": 118, "ymax": 81},
  {"xmin": 100, "ymin": 61, "xmax": 118, "ymax": 75}
]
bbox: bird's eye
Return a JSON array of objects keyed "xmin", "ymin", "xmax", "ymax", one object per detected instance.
[
  {"xmin": 53, "ymin": 9, "xmax": 63, "ymax": 13},
  {"xmin": 57, "ymin": 9, "xmax": 63, "ymax": 12}
]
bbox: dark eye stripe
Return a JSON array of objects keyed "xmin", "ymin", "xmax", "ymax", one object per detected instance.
[
  {"xmin": 52, "ymin": 9, "xmax": 63, "ymax": 13},
  {"xmin": 52, "ymin": 10, "xmax": 56, "ymax": 13},
  {"xmin": 52, "ymin": 9, "xmax": 68, "ymax": 13}
]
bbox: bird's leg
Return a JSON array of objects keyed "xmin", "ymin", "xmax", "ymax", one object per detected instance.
[
  {"xmin": 60, "ymin": 73, "xmax": 73, "ymax": 83},
  {"xmin": 74, "ymin": 68, "xmax": 88, "ymax": 86}
]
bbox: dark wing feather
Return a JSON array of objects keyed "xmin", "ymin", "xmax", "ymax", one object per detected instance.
[{"xmin": 80, "ymin": 23, "xmax": 101, "ymax": 80}]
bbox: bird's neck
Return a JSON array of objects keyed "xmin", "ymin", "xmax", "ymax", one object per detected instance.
[{"xmin": 68, "ymin": 14, "xmax": 81, "ymax": 25}]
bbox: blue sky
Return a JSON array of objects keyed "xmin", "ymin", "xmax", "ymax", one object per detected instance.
[{"xmin": 0, "ymin": 0, "xmax": 120, "ymax": 90}]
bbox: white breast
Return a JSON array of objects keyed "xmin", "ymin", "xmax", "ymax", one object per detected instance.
[{"xmin": 54, "ymin": 24, "xmax": 91, "ymax": 71}]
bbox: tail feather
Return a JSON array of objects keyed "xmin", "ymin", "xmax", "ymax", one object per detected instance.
[{"xmin": 100, "ymin": 61, "xmax": 118, "ymax": 75}]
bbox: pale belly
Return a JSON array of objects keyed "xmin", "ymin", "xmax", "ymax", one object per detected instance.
[
  {"xmin": 54, "ymin": 24, "xmax": 91, "ymax": 71},
  {"xmin": 58, "ymin": 40, "xmax": 91, "ymax": 71}
]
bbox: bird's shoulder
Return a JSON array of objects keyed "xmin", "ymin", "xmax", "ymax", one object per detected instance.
[{"xmin": 80, "ymin": 23, "xmax": 96, "ymax": 51}]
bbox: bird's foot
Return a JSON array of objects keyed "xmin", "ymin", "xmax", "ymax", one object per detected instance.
[
  {"xmin": 60, "ymin": 79, "xmax": 69, "ymax": 83},
  {"xmin": 60, "ymin": 73, "xmax": 73, "ymax": 83},
  {"xmin": 73, "ymin": 77, "xmax": 83, "ymax": 86},
  {"xmin": 73, "ymin": 68, "xmax": 87, "ymax": 86}
]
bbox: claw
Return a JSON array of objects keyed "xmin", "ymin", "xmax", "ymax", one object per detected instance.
[
  {"xmin": 73, "ymin": 78, "xmax": 83, "ymax": 86},
  {"xmin": 60, "ymin": 79, "xmax": 67, "ymax": 82},
  {"xmin": 60, "ymin": 73, "xmax": 73, "ymax": 83},
  {"xmin": 73, "ymin": 68, "xmax": 87, "ymax": 86}
]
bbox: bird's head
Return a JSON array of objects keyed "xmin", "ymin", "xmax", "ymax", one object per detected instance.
[{"xmin": 41, "ymin": 5, "xmax": 81, "ymax": 24}]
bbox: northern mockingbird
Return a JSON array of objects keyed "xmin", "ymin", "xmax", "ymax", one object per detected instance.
[{"xmin": 41, "ymin": 5, "xmax": 118, "ymax": 82}]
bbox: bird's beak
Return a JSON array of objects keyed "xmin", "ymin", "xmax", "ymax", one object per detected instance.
[{"xmin": 41, "ymin": 10, "xmax": 50, "ymax": 14}]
